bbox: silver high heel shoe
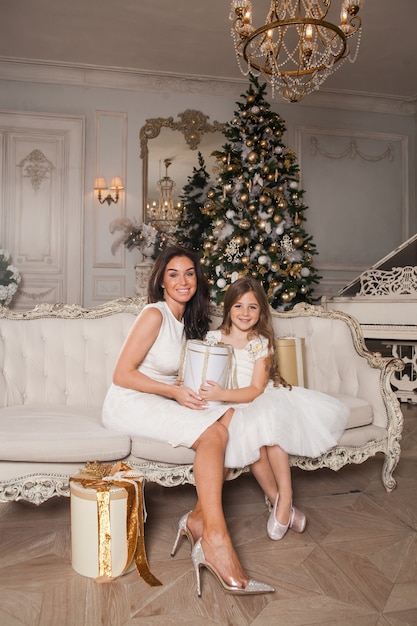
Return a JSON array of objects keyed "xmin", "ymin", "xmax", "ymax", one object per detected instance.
[
  {"xmin": 267, "ymin": 495, "xmax": 306, "ymax": 540},
  {"xmin": 191, "ymin": 539, "xmax": 275, "ymax": 597},
  {"xmin": 171, "ymin": 511, "xmax": 195, "ymax": 557}
]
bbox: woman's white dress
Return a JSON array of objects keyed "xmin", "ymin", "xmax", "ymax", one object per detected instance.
[
  {"xmin": 102, "ymin": 302, "xmax": 230, "ymax": 448},
  {"xmin": 205, "ymin": 330, "xmax": 349, "ymax": 468}
]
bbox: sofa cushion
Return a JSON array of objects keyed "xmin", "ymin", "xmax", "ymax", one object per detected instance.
[
  {"xmin": 130, "ymin": 436, "xmax": 195, "ymax": 464},
  {"xmin": 0, "ymin": 406, "xmax": 131, "ymax": 462},
  {"xmin": 328, "ymin": 393, "xmax": 373, "ymax": 430}
]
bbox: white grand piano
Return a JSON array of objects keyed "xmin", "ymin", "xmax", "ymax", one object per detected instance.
[{"xmin": 322, "ymin": 234, "xmax": 417, "ymax": 402}]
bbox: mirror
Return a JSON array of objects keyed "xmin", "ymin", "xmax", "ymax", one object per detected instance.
[{"xmin": 140, "ymin": 110, "xmax": 227, "ymax": 222}]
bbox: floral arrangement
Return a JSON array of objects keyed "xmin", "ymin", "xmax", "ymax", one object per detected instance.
[
  {"xmin": 0, "ymin": 249, "xmax": 21, "ymax": 307},
  {"xmin": 109, "ymin": 218, "xmax": 167, "ymax": 259}
]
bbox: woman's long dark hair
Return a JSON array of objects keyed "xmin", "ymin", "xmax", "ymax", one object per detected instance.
[{"xmin": 147, "ymin": 246, "xmax": 210, "ymax": 340}]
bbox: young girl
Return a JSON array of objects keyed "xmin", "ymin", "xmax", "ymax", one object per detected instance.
[{"xmin": 199, "ymin": 277, "xmax": 349, "ymax": 540}]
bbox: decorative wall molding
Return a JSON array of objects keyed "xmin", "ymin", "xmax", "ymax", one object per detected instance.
[
  {"xmin": 93, "ymin": 276, "xmax": 125, "ymax": 300},
  {"xmin": 295, "ymin": 125, "xmax": 410, "ymax": 297},
  {"xmin": 311, "ymin": 137, "xmax": 394, "ymax": 163},
  {"xmin": 0, "ymin": 110, "xmax": 85, "ymax": 310},
  {"xmin": 0, "ymin": 57, "xmax": 416, "ymax": 117},
  {"xmin": 18, "ymin": 149, "xmax": 55, "ymax": 191}
]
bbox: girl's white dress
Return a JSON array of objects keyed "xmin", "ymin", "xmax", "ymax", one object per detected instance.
[
  {"xmin": 205, "ymin": 330, "xmax": 349, "ymax": 468},
  {"xmin": 102, "ymin": 302, "xmax": 230, "ymax": 448}
]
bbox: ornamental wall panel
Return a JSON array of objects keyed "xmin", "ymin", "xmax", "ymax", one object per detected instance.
[
  {"xmin": 295, "ymin": 126, "xmax": 409, "ymax": 297},
  {"xmin": 0, "ymin": 111, "xmax": 85, "ymax": 310}
]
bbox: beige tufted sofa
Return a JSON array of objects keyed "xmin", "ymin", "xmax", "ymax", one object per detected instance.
[{"xmin": 0, "ymin": 297, "xmax": 404, "ymax": 505}]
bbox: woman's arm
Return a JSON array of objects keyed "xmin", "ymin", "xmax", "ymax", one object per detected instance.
[
  {"xmin": 113, "ymin": 307, "xmax": 204, "ymax": 408},
  {"xmin": 199, "ymin": 357, "xmax": 269, "ymax": 404}
]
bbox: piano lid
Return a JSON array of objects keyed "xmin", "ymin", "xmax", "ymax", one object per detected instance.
[{"xmin": 338, "ymin": 233, "xmax": 417, "ymax": 296}]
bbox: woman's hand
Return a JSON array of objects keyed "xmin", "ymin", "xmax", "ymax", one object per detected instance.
[
  {"xmin": 199, "ymin": 380, "xmax": 224, "ymax": 403},
  {"xmin": 173, "ymin": 383, "xmax": 208, "ymax": 410}
]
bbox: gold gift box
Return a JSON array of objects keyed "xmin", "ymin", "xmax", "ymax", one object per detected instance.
[{"xmin": 275, "ymin": 337, "xmax": 307, "ymax": 387}]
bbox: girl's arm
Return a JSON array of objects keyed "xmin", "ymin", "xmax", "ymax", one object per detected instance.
[
  {"xmin": 113, "ymin": 308, "xmax": 204, "ymax": 408},
  {"xmin": 199, "ymin": 356, "xmax": 269, "ymax": 404}
]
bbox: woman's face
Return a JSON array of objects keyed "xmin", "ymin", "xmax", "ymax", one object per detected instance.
[{"xmin": 162, "ymin": 255, "xmax": 197, "ymax": 305}]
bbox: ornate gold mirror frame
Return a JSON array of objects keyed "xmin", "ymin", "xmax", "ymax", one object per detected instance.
[{"xmin": 139, "ymin": 109, "xmax": 226, "ymax": 222}]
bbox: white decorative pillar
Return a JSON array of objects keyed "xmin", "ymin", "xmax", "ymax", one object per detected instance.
[{"xmin": 135, "ymin": 261, "xmax": 153, "ymax": 297}]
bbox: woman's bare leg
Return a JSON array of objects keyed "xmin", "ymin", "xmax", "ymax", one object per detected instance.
[{"xmin": 188, "ymin": 409, "xmax": 249, "ymax": 587}]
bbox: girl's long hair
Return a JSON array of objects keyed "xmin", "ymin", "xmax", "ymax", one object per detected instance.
[
  {"xmin": 220, "ymin": 277, "xmax": 290, "ymax": 388},
  {"xmin": 147, "ymin": 246, "xmax": 210, "ymax": 340}
]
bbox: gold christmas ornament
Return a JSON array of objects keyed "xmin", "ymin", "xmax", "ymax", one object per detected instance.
[
  {"xmin": 207, "ymin": 189, "xmax": 215, "ymax": 198},
  {"xmin": 281, "ymin": 292, "xmax": 290, "ymax": 302},
  {"xmin": 254, "ymin": 243, "xmax": 263, "ymax": 251},
  {"xmin": 267, "ymin": 173, "xmax": 275, "ymax": 181},
  {"xmin": 273, "ymin": 214, "xmax": 283, "ymax": 223},
  {"xmin": 241, "ymin": 255, "xmax": 249, "ymax": 264},
  {"xmin": 271, "ymin": 263, "xmax": 279, "ymax": 272},
  {"xmin": 240, "ymin": 192, "xmax": 249, "ymax": 203},
  {"xmin": 260, "ymin": 140, "xmax": 268, "ymax": 148},
  {"xmin": 246, "ymin": 139, "xmax": 254, "ymax": 147},
  {"xmin": 239, "ymin": 219, "xmax": 251, "ymax": 230},
  {"xmin": 300, "ymin": 285, "xmax": 308, "ymax": 294},
  {"xmin": 247, "ymin": 151, "xmax": 258, "ymax": 163},
  {"xmin": 203, "ymin": 241, "xmax": 213, "ymax": 251},
  {"xmin": 234, "ymin": 236, "xmax": 244, "ymax": 246},
  {"xmin": 248, "ymin": 203, "xmax": 256, "ymax": 212},
  {"xmin": 247, "ymin": 95, "xmax": 255, "ymax": 103},
  {"xmin": 293, "ymin": 236, "xmax": 304, "ymax": 247},
  {"xmin": 259, "ymin": 194, "xmax": 268, "ymax": 204}
]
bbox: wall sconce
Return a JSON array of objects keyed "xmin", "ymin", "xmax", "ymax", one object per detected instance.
[{"xmin": 94, "ymin": 177, "xmax": 125, "ymax": 205}]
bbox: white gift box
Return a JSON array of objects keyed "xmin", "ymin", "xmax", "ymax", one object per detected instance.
[
  {"xmin": 70, "ymin": 481, "xmax": 134, "ymax": 579},
  {"xmin": 179, "ymin": 339, "xmax": 233, "ymax": 405}
]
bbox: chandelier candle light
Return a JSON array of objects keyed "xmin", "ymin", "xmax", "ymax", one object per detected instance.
[{"xmin": 230, "ymin": 0, "xmax": 364, "ymax": 102}]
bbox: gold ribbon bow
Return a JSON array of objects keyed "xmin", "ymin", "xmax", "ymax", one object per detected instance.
[{"xmin": 70, "ymin": 461, "xmax": 162, "ymax": 586}]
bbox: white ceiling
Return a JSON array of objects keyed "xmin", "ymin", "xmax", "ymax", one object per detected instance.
[{"xmin": 1, "ymin": 0, "xmax": 417, "ymax": 101}]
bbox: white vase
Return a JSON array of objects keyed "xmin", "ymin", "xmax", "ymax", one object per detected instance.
[{"xmin": 141, "ymin": 244, "xmax": 155, "ymax": 260}]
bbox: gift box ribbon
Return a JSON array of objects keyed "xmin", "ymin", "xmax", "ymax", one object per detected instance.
[{"xmin": 70, "ymin": 461, "xmax": 162, "ymax": 586}]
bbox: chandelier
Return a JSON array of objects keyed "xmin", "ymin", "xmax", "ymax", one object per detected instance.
[
  {"xmin": 230, "ymin": 0, "xmax": 365, "ymax": 102},
  {"xmin": 147, "ymin": 159, "xmax": 182, "ymax": 232}
]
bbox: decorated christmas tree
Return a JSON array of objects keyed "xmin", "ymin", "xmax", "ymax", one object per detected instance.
[
  {"xmin": 174, "ymin": 152, "xmax": 213, "ymax": 254},
  {"xmin": 200, "ymin": 76, "xmax": 320, "ymax": 310}
]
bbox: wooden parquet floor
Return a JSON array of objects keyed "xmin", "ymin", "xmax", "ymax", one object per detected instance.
[{"xmin": 0, "ymin": 403, "xmax": 416, "ymax": 626}]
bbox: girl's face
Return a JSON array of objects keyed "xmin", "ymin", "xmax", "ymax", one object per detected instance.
[
  {"xmin": 229, "ymin": 290, "xmax": 260, "ymax": 332},
  {"xmin": 162, "ymin": 256, "xmax": 197, "ymax": 305}
]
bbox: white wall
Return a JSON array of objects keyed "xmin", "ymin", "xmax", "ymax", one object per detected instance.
[{"xmin": 0, "ymin": 62, "xmax": 415, "ymax": 306}]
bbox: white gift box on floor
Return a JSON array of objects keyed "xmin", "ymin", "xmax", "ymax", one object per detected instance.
[
  {"xmin": 275, "ymin": 337, "xmax": 307, "ymax": 387},
  {"xmin": 70, "ymin": 481, "xmax": 134, "ymax": 579}
]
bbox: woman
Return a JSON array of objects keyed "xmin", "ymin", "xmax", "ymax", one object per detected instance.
[{"xmin": 102, "ymin": 246, "xmax": 274, "ymax": 597}]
